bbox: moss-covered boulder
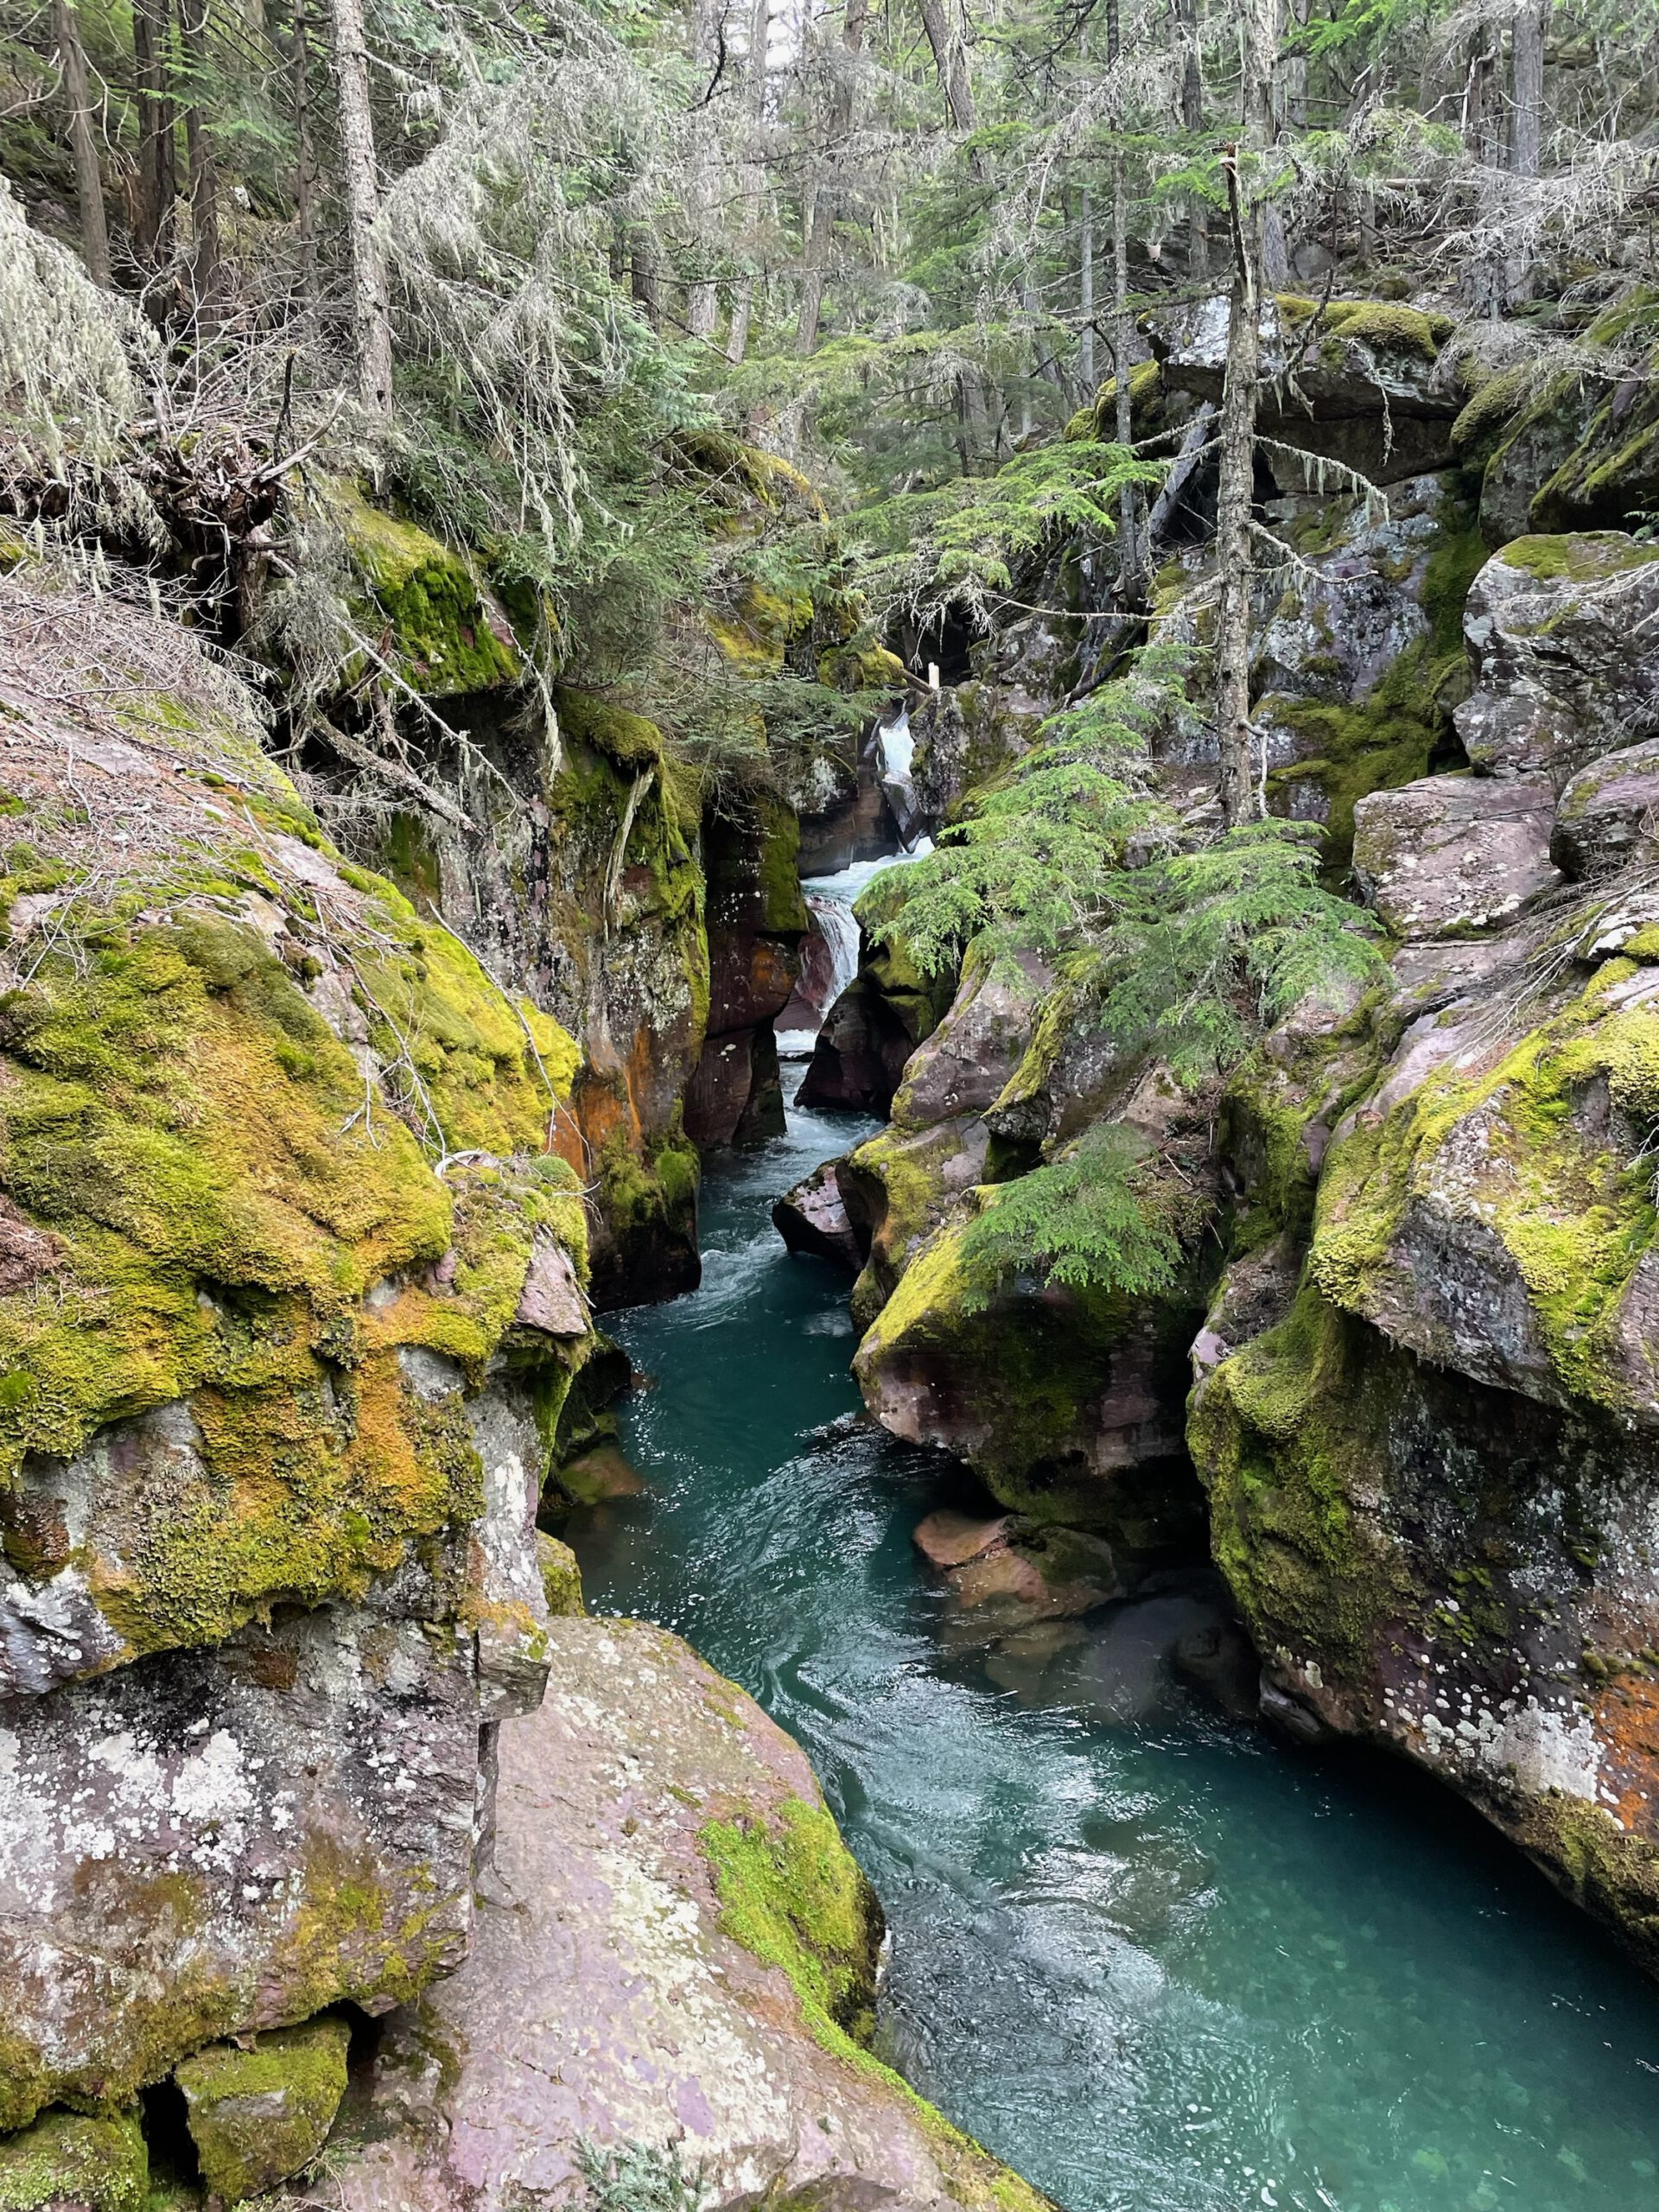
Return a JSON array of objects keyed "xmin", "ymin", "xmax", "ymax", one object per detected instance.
[
  {"xmin": 1532, "ymin": 346, "xmax": 1659, "ymax": 536},
  {"xmin": 1156, "ymin": 295, "xmax": 1460, "ymax": 482},
  {"xmin": 327, "ymin": 481, "xmax": 522, "ymax": 698},
  {"xmin": 1191, "ymin": 920, "xmax": 1659, "ymax": 1969},
  {"xmin": 1241, "ymin": 477, "xmax": 1487, "ymax": 871},
  {"xmin": 176, "ymin": 2016, "xmax": 352, "ymax": 2203},
  {"xmin": 0, "ymin": 566, "xmax": 594, "ymax": 2126},
  {"xmin": 0, "ymin": 2109, "xmax": 147, "ymax": 2212},
  {"xmin": 1472, "ymin": 366, "xmax": 1604, "ymax": 548}
]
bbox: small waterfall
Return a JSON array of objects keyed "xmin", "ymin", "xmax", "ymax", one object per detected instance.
[
  {"xmin": 874, "ymin": 705, "xmax": 925, "ymax": 850},
  {"xmin": 810, "ymin": 893, "xmax": 861, "ymax": 1007},
  {"xmin": 776, "ymin": 841, "xmax": 934, "ymax": 1056}
]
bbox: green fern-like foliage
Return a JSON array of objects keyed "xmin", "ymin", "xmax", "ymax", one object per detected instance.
[
  {"xmin": 957, "ymin": 1123, "xmax": 1192, "ymax": 1307},
  {"xmin": 855, "ymin": 645, "xmax": 1187, "ymax": 972},
  {"xmin": 862, "ymin": 643, "xmax": 1387, "ymax": 1302},
  {"xmin": 1098, "ymin": 817, "xmax": 1388, "ymax": 1084}
]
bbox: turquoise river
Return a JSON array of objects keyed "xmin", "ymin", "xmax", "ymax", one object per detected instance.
[{"xmin": 558, "ymin": 1072, "xmax": 1659, "ymax": 2212}]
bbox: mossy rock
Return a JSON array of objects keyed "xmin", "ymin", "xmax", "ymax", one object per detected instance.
[
  {"xmin": 701, "ymin": 1796, "xmax": 883, "ymax": 2047},
  {"xmin": 1531, "ymin": 348, "xmax": 1659, "ymax": 535},
  {"xmin": 175, "ymin": 2015, "xmax": 351, "ymax": 2204},
  {"xmin": 536, "ymin": 1531, "xmax": 585, "ymax": 1616},
  {"xmin": 327, "ymin": 481, "xmax": 521, "ymax": 699},
  {"xmin": 0, "ymin": 586, "xmax": 588, "ymax": 1679},
  {"xmin": 0, "ymin": 2109, "xmax": 147, "ymax": 2212}
]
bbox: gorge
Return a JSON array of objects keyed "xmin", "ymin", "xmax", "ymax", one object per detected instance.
[{"xmin": 9, "ymin": 0, "xmax": 1659, "ymax": 2202}]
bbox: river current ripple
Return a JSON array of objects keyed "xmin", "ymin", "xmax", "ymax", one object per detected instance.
[{"xmin": 560, "ymin": 1073, "xmax": 1659, "ymax": 2212}]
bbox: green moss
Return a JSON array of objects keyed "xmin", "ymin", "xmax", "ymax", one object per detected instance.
[
  {"xmin": 536, "ymin": 1531, "xmax": 586, "ymax": 1615},
  {"xmin": 1266, "ymin": 493, "xmax": 1484, "ymax": 870},
  {"xmin": 855, "ymin": 1208, "xmax": 1203, "ymax": 1540},
  {"xmin": 700, "ymin": 1798, "xmax": 1048, "ymax": 2212},
  {"xmin": 327, "ymin": 482, "xmax": 520, "ymax": 698},
  {"xmin": 1063, "ymin": 360, "xmax": 1163, "ymax": 443},
  {"xmin": 175, "ymin": 2016, "xmax": 351, "ymax": 2205},
  {"xmin": 1193, "ymin": 1287, "xmax": 1410, "ymax": 1675},
  {"xmin": 1308, "ymin": 970, "xmax": 1659, "ymax": 1414},
  {"xmin": 0, "ymin": 765, "xmax": 587, "ymax": 1683},
  {"xmin": 1497, "ymin": 531, "xmax": 1659, "ymax": 584},
  {"xmin": 1320, "ymin": 301, "xmax": 1448, "ymax": 359},
  {"xmin": 1450, "ymin": 365, "xmax": 1532, "ymax": 461},
  {"xmin": 0, "ymin": 2109, "xmax": 147, "ymax": 2212},
  {"xmin": 701, "ymin": 1797, "xmax": 881, "ymax": 2044}
]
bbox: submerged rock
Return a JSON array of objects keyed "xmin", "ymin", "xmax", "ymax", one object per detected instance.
[{"xmin": 322, "ymin": 1617, "xmax": 1047, "ymax": 2212}]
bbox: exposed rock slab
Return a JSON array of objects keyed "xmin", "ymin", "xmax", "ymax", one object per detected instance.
[
  {"xmin": 0, "ymin": 1599, "xmax": 484, "ymax": 2128},
  {"xmin": 324, "ymin": 1618, "xmax": 1045, "ymax": 2212},
  {"xmin": 1351, "ymin": 772, "xmax": 1560, "ymax": 938},
  {"xmin": 1453, "ymin": 534, "xmax": 1659, "ymax": 786},
  {"xmin": 1551, "ymin": 734, "xmax": 1659, "ymax": 879}
]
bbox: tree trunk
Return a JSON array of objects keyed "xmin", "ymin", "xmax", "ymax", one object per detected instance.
[
  {"xmin": 1173, "ymin": 0, "xmax": 1207, "ymax": 279},
  {"xmin": 795, "ymin": 0, "xmax": 868, "ymax": 354},
  {"xmin": 132, "ymin": 0, "xmax": 175, "ymax": 265},
  {"xmin": 917, "ymin": 0, "xmax": 979, "ymax": 151},
  {"xmin": 631, "ymin": 228, "xmax": 661, "ymax": 329},
  {"xmin": 727, "ymin": 0, "xmax": 769, "ymax": 365},
  {"xmin": 1214, "ymin": 149, "xmax": 1262, "ymax": 830},
  {"xmin": 1510, "ymin": 0, "xmax": 1546, "ymax": 176},
  {"xmin": 178, "ymin": 0, "xmax": 219, "ymax": 316},
  {"xmin": 1105, "ymin": 0, "xmax": 1142, "ymax": 603},
  {"xmin": 1079, "ymin": 183, "xmax": 1096, "ymax": 391},
  {"xmin": 327, "ymin": 0, "xmax": 392, "ymax": 410},
  {"xmin": 684, "ymin": 0, "xmax": 727, "ymax": 340},
  {"xmin": 53, "ymin": 0, "xmax": 111, "ymax": 286},
  {"xmin": 292, "ymin": 0, "xmax": 315, "ymax": 286},
  {"xmin": 1214, "ymin": 0, "xmax": 1280, "ymax": 829}
]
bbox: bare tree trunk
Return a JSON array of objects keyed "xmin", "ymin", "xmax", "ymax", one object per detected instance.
[
  {"xmin": 1215, "ymin": 151, "xmax": 1262, "ymax": 829},
  {"xmin": 1079, "ymin": 183, "xmax": 1096, "ymax": 391},
  {"xmin": 1173, "ymin": 0, "xmax": 1207, "ymax": 279},
  {"xmin": 327, "ymin": 0, "xmax": 392, "ymax": 410},
  {"xmin": 178, "ymin": 0, "xmax": 220, "ymax": 316},
  {"xmin": 53, "ymin": 0, "xmax": 111, "ymax": 285},
  {"xmin": 631, "ymin": 228, "xmax": 661, "ymax": 329},
  {"xmin": 726, "ymin": 0, "xmax": 770, "ymax": 365},
  {"xmin": 1504, "ymin": 0, "xmax": 1546, "ymax": 302},
  {"xmin": 795, "ymin": 0, "xmax": 868, "ymax": 354},
  {"xmin": 132, "ymin": 0, "xmax": 175, "ymax": 265},
  {"xmin": 292, "ymin": 0, "xmax": 315, "ymax": 287},
  {"xmin": 1105, "ymin": 0, "xmax": 1142, "ymax": 604},
  {"xmin": 1510, "ymin": 0, "xmax": 1546, "ymax": 176},
  {"xmin": 917, "ymin": 0, "xmax": 975, "ymax": 130},
  {"xmin": 1214, "ymin": 0, "xmax": 1280, "ymax": 829},
  {"xmin": 684, "ymin": 0, "xmax": 727, "ymax": 340}
]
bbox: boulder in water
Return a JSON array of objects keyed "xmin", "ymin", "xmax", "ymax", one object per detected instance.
[{"xmin": 772, "ymin": 1160, "xmax": 863, "ymax": 1271}]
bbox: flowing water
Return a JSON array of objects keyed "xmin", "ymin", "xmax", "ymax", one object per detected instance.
[{"xmin": 560, "ymin": 1076, "xmax": 1659, "ymax": 2212}]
